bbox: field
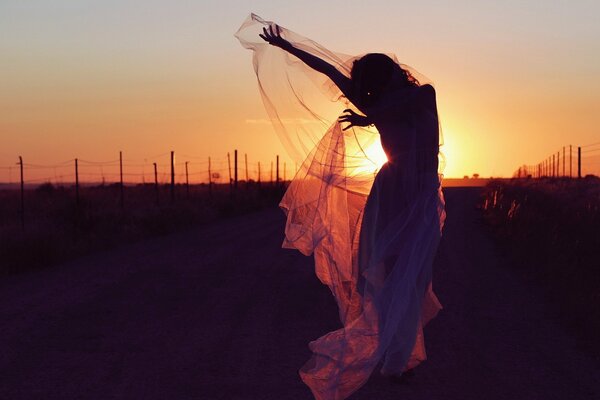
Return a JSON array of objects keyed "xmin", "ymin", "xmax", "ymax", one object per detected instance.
[
  {"xmin": 481, "ymin": 176, "xmax": 600, "ymax": 357},
  {"xmin": 0, "ymin": 182, "xmax": 285, "ymax": 275}
]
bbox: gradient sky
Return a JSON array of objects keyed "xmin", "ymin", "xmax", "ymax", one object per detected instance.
[{"xmin": 1, "ymin": 0, "xmax": 599, "ymax": 183}]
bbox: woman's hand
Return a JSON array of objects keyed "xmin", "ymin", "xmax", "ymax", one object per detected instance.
[
  {"xmin": 259, "ymin": 24, "xmax": 291, "ymax": 50},
  {"xmin": 338, "ymin": 109, "xmax": 372, "ymax": 131}
]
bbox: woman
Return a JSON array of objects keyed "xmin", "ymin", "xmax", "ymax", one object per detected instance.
[{"xmin": 238, "ymin": 16, "xmax": 445, "ymax": 400}]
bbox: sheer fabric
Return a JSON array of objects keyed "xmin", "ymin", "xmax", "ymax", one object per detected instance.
[{"xmin": 236, "ymin": 14, "xmax": 446, "ymax": 400}]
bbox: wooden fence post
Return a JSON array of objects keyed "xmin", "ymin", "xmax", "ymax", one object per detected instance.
[
  {"xmin": 578, "ymin": 146, "xmax": 581, "ymax": 178},
  {"xmin": 18, "ymin": 156, "xmax": 24, "ymax": 229},
  {"xmin": 276, "ymin": 155, "xmax": 280, "ymax": 185},
  {"xmin": 258, "ymin": 162, "xmax": 261, "ymax": 186},
  {"xmin": 570, "ymin": 145, "xmax": 572, "ymax": 177},
  {"xmin": 245, "ymin": 153, "xmax": 249, "ymax": 188},
  {"xmin": 119, "ymin": 151, "xmax": 124, "ymax": 208},
  {"xmin": 562, "ymin": 146, "xmax": 565, "ymax": 176},
  {"xmin": 234, "ymin": 149, "xmax": 238, "ymax": 189},
  {"xmin": 185, "ymin": 161, "xmax": 189, "ymax": 198},
  {"xmin": 153, "ymin": 162, "xmax": 159, "ymax": 205},
  {"xmin": 75, "ymin": 158, "xmax": 80, "ymax": 206},
  {"xmin": 227, "ymin": 152, "xmax": 232, "ymax": 187},
  {"xmin": 208, "ymin": 157, "xmax": 212, "ymax": 198},
  {"xmin": 170, "ymin": 151, "xmax": 175, "ymax": 202}
]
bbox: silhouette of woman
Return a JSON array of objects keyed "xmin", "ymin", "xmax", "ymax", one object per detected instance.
[{"xmin": 238, "ymin": 15, "xmax": 445, "ymax": 400}]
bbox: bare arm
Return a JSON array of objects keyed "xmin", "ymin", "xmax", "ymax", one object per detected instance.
[{"xmin": 259, "ymin": 25, "xmax": 361, "ymax": 110}]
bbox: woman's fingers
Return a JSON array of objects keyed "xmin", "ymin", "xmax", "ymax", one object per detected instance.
[
  {"xmin": 260, "ymin": 25, "xmax": 283, "ymax": 44},
  {"xmin": 259, "ymin": 27, "xmax": 270, "ymax": 42}
]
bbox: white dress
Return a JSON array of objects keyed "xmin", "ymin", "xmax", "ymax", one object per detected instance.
[{"xmin": 237, "ymin": 14, "xmax": 446, "ymax": 400}]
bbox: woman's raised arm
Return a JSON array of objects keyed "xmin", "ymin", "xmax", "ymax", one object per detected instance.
[{"xmin": 260, "ymin": 25, "xmax": 360, "ymax": 109}]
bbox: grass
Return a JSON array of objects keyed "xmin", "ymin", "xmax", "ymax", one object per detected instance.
[
  {"xmin": 0, "ymin": 181, "xmax": 285, "ymax": 276},
  {"xmin": 480, "ymin": 176, "xmax": 600, "ymax": 358}
]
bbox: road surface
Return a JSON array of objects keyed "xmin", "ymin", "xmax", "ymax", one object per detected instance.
[{"xmin": 1, "ymin": 188, "xmax": 598, "ymax": 399}]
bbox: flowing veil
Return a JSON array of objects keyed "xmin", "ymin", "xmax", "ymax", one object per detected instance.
[{"xmin": 236, "ymin": 13, "xmax": 446, "ymax": 400}]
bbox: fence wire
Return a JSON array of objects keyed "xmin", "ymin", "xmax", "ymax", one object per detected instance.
[
  {"xmin": 0, "ymin": 152, "xmax": 294, "ymax": 187},
  {"xmin": 513, "ymin": 143, "xmax": 600, "ymax": 178}
]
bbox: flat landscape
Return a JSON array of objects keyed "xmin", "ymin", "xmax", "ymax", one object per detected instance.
[{"xmin": 1, "ymin": 187, "xmax": 598, "ymax": 399}]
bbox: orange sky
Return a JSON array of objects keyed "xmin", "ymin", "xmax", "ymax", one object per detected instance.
[{"xmin": 1, "ymin": 1, "xmax": 599, "ymax": 183}]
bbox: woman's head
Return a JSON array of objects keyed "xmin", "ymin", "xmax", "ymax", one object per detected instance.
[{"xmin": 351, "ymin": 53, "xmax": 419, "ymax": 106}]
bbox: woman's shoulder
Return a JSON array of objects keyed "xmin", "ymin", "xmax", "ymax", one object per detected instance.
[
  {"xmin": 414, "ymin": 84, "xmax": 437, "ymax": 110},
  {"xmin": 413, "ymin": 84, "xmax": 435, "ymax": 100},
  {"xmin": 388, "ymin": 84, "xmax": 434, "ymax": 100}
]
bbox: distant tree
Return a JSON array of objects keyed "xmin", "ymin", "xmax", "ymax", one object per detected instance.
[
  {"xmin": 472, "ymin": 173, "xmax": 480, "ymax": 179},
  {"xmin": 463, "ymin": 175, "xmax": 469, "ymax": 179}
]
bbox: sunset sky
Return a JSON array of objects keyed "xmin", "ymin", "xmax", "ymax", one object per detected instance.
[{"xmin": 1, "ymin": 1, "xmax": 599, "ymax": 183}]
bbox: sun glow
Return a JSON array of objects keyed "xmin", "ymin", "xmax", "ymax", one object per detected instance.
[
  {"xmin": 364, "ymin": 140, "xmax": 388, "ymax": 170},
  {"xmin": 349, "ymin": 129, "xmax": 388, "ymax": 177}
]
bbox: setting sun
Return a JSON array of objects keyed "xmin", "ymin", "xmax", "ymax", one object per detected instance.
[{"xmin": 363, "ymin": 136, "xmax": 388, "ymax": 170}]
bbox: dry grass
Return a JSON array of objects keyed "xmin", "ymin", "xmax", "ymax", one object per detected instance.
[
  {"xmin": 481, "ymin": 176, "xmax": 600, "ymax": 357},
  {"xmin": 0, "ymin": 182, "xmax": 285, "ymax": 275}
]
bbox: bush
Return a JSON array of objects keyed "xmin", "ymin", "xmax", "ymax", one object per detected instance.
[{"xmin": 481, "ymin": 177, "xmax": 600, "ymax": 356}]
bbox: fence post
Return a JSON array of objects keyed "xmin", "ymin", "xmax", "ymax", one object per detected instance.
[
  {"xmin": 153, "ymin": 162, "xmax": 159, "ymax": 205},
  {"xmin": 75, "ymin": 158, "xmax": 80, "ymax": 206},
  {"xmin": 119, "ymin": 151, "xmax": 124, "ymax": 208},
  {"xmin": 185, "ymin": 161, "xmax": 189, "ymax": 198},
  {"xmin": 557, "ymin": 151, "xmax": 560, "ymax": 177},
  {"xmin": 170, "ymin": 151, "xmax": 175, "ymax": 202},
  {"xmin": 578, "ymin": 146, "xmax": 581, "ymax": 178},
  {"xmin": 258, "ymin": 161, "xmax": 261, "ymax": 186},
  {"xmin": 227, "ymin": 152, "xmax": 232, "ymax": 187},
  {"xmin": 570, "ymin": 145, "xmax": 572, "ymax": 177},
  {"xmin": 562, "ymin": 146, "xmax": 565, "ymax": 176},
  {"xmin": 245, "ymin": 153, "xmax": 249, "ymax": 188},
  {"xmin": 234, "ymin": 149, "xmax": 238, "ymax": 189},
  {"xmin": 270, "ymin": 161, "xmax": 273, "ymax": 184},
  {"xmin": 208, "ymin": 157, "xmax": 212, "ymax": 198},
  {"xmin": 552, "ymin": 154, "xmax": 555, "ymax": 177},
  {"xmin": 276, "ymin": 155, "xmax": 280, "ymax": 185},
  {"xmin": 18, "ymin": 156, "xmax": 24, "ymax": 230}
]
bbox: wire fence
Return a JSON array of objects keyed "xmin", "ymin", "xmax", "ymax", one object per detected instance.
[
  {"xmin": 0, "ymin": 150, "xmax": 295, "ymax": 188},
  {"xmin": 512, "ymin": 142, "xmax": 600, "ymax": 178},
  {"xmin": 1, "ymin": 150, "xmax": 293, "ymax": 230}
]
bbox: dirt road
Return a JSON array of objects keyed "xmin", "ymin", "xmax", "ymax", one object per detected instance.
[{"xmin": 1, "ymin": 188, "xmax": 598, "ymax": 399}]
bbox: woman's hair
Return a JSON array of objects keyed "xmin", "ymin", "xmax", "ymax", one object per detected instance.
[{"xmin": 351, "ymin": 53, "xmax": 419, "ymax": 106}]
